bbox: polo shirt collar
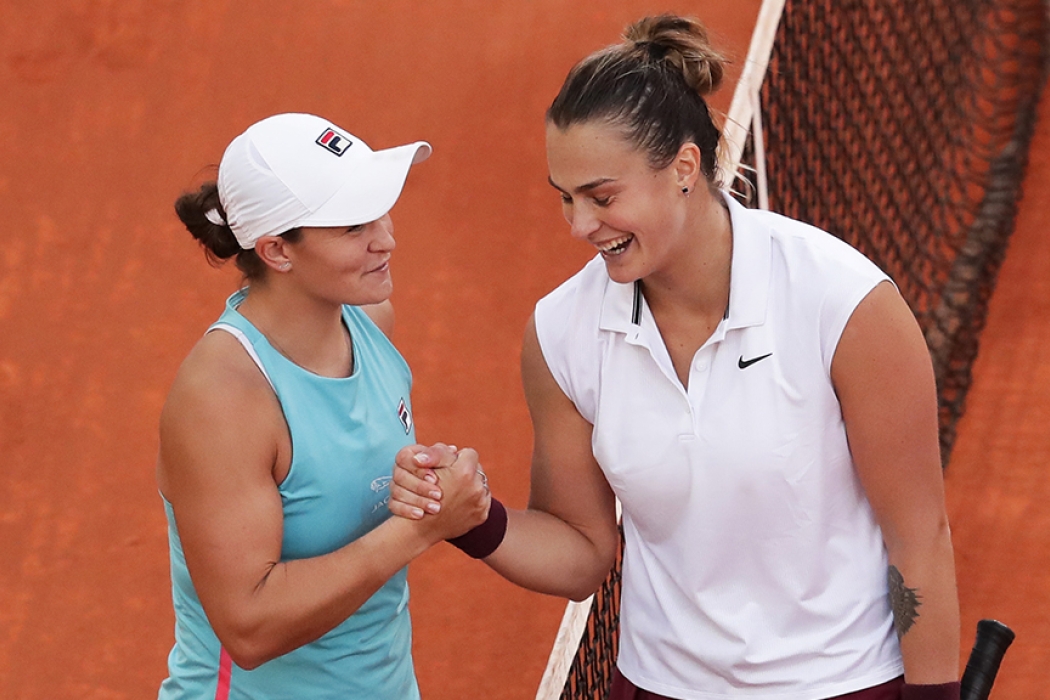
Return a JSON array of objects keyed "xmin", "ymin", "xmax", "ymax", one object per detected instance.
[
  {"xmin": 597, "ymin": 191, "xmax": 772, "ymax": 336},
  {"xmin": 597, "ymin": 271, "xmax": 641, "ymax": 339},
  {"xmin": 724, "ymin": 193, "xmax": 770, "ymax": 330}
]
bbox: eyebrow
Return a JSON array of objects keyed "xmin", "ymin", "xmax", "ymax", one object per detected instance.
[{"xmin": 547, "ymin": 176, "xmax": 616, "ymax": 194}]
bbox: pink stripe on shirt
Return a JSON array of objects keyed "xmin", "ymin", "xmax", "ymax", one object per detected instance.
[{"xmin": 215, "ymin": 648, "xmax": 233, "ymax": 700}]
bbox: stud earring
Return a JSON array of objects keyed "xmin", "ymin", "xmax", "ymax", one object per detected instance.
[
  {"xmin": 682, "ymin": 186, "xmax": 690, "ymax": 195},
  {"xmin": 280, "ymin": 262, "xmax": 291, "ymax": 271}
]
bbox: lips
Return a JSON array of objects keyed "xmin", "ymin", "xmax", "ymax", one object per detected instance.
[{"xmin": 367, "ymin": 259, "xmax": 391, "ymax": 274}]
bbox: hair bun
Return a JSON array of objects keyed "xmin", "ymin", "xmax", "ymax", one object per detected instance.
[
  {"xmin": 625, "ymin": 15, "xmax": 726, "ymax": 97},
  {"xmin": 175, "ymin": 181, "xmax": 242, "ymax": 261}
]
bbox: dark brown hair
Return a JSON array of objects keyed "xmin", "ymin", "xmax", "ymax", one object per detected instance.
[
  {"xmin": 547, "ymin": 15, "xmax": 727, "ymax": 182},
  {"xmin": 174, "ymin": 182, "xmax": 301, "ymax": 280}
]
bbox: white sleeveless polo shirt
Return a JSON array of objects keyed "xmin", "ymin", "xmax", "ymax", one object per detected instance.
[{"xmin": 534, "ymin": 195, "xmax": 903, "ymax": 699}]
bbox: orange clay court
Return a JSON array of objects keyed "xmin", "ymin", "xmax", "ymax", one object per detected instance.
[{"xmin": 0, "ymin": 2, "xmax": 1047, "ymax": 698}]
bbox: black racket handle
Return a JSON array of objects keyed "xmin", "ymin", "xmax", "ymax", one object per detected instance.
[{"xmin": 960, "ymin": 619, "xmax": 1015, "ymax": 700}]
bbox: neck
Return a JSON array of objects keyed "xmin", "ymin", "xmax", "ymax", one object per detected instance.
[
  {"xmin": 237, "ymin": 280, "xmax": 353, "ymax": 378},
  {"xmin": 641, "ymin": 189, "xmax": 733, "ymax": 320}
]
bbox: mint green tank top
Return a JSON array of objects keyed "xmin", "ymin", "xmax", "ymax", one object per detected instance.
[{"xmin": 159, "ymin": 290, "xmax": 420, "ymax": 700}]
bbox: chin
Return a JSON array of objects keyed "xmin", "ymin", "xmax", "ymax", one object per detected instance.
[
  {"xmin": 344, "ymin": 277, "xmax": 392, "ymax": 305},
  {"xmin": 351, "ymin": 292, "xmax": 391, "ymax": 308},
  {"xmin": 602, "ymin": 260, "xmax": 641, "ymax": 286}
]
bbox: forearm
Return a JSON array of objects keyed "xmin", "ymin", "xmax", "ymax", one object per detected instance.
[
  {"xmin": 484, "ymin": 507, "xmax": 616, "ymax": 601},
  {"xmin": 218, "ymin": 516, "xmax": 433, "ymax": 668},
  {"xmin": 887, "ymin": 520, "xmax": 960, "ymax": 684}
]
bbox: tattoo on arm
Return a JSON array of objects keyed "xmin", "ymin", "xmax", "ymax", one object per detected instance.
[{"xmin": 888, "ymin": 565, "xmax": 922, "ymax": 638}]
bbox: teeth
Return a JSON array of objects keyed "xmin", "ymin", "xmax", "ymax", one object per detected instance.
[{"xmin": 597, "ymin": 235, "xmax": 633, "ymax": 255}]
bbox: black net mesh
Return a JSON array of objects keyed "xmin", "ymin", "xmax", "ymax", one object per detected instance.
[
  {"xmin": 746, "ymin": 0, "xmax": 1049, "ymax": 466},
  {"xmin": 557, "ymin": 528, "xmax": 624, "ymax": 700},
  {"xmin": 555, "ymin": 1, "xmax": 1048, "ymax": 698}
]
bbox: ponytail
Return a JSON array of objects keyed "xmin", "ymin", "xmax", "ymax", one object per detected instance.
[{"xmin": 174, "ymin": 181, "xmax": 301, "ymax": 280}]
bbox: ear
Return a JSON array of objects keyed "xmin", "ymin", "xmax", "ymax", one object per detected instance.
[
  {"xmin": 254, "ymin": 236, "xmax": 293, "ymax": 272},
  {"xmin": 673, "ymin": 142, "xmax": 703, "ymax": 193}
]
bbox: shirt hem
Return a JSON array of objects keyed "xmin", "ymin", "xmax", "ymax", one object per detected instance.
[{"xmin": 618, "ymin": 661, "xmax": 905, "ymax": 700}]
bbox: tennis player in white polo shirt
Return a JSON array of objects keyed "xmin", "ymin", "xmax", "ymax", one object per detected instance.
[{"xmin": 392, "ymin": 15, "xmax": 961, "ymax": 700}]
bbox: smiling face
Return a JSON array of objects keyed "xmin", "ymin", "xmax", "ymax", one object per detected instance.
[
  {"xmin": 281, "ymin": 214, "xmax": 397, "ymax": 307},
  {"xmin": 546, "ymin": 120, "xmax": 696, "ymax": 285}
]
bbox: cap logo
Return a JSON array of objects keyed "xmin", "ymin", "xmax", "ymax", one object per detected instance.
[{"xmin": 316, "ymin": 128, "xmax": 352, "ymax": 156}]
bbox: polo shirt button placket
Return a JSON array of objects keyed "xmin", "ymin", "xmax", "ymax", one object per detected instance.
[
  {"xmin": 679, "ymin": 400, "xmax": 698, "ymax": 442},
  {"xmin": 686, "ymin": 353, "xmax": 711, "ymax": 437}
]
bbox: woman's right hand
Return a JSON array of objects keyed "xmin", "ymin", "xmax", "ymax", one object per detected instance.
[{"xmin": 391, "ymin": 444, "xmax": 489, "ymax": 542}]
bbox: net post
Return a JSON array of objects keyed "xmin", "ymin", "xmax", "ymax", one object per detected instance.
[
  {"xmin": 534, "ymin": 596, "xmax": 595, "ymax": 700},
  {"xmin": 720, "ymin": 0, "xmax": 786, "ymax": 178},
  {"xmin": 750, "ymin": 88, "xmax": 770, "ymax": 210}
]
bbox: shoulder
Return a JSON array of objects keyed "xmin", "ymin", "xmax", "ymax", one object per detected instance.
[
  {"xmin": 725, "ymin": 195, "xmax": 887, "ymax": 295},
  {"xmin": 761, "ymin": 209, "xmax": 887, "ymax": 282},
  {"xmin": 734, "ymin": 206, "xmax": 893, "ymax": 368},
  {"xmin": 161, "ymin": 330, "xmax": 279, "ymax": 438},
  {"xmin": 735, "ymin": 206, "xmax": 890, "ymax": 312},
  {"xmin": 535, "ymin": 256, "xmax": 607, "ymax": 335},
  {"xmin": 532, "ymin": 257, "xmax": 609, "ymax": 423},
  {"xmin": 534, "ymin": 256, "xmax": 608, "ymax": 365},
  {"xmin": 158, "ymin": 328, "xmax": 286, "ymax": 496},
  {"xmin": 538, "ymin": 255, "xmax": 605, "ymax": 300}
]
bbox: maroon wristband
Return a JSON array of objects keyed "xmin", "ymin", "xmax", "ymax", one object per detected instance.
[
  {"xmin": 447, "ymin": 497, "xmax": 507, "ymax": 559},
  {"xmin": 901, "ymin": 682, "xmax": 961, "ymax": 700}
]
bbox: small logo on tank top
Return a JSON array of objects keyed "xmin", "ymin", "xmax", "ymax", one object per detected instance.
[
  {"xmin": 397, "ymin": 398, "xmax": 412, "ymax": 434},
  {"xmin": 371, "ymin": 476, "xmax": 392, "ymax": 514}
]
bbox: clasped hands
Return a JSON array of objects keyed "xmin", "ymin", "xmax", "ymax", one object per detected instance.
[{"xmin": 391, "ymin": 443, "xmax": 490, "ymax": 541}]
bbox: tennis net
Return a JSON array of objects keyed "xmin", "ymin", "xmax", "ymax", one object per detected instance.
[{"xmin": 537, "ymin": 1, "xmax": 1048, "ymax": 698}]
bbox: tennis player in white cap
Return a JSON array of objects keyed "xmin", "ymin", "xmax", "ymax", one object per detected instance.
[{"xmin": 156, "ymin": 113, "xmax": 491, "ymax": 700}]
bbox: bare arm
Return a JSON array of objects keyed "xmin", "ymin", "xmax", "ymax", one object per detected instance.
[
  {"xmin": 832, "ymin": 281, "xmax": 960, "ymax": 684},
  {"xmin": 483, "ymin": 315, "xmax": 619, "ymax": 599},
  {"xmin": 390, "ymin": 315, "xmax": 620, "ymax": 600},
  {"xmin": 157, "ymin": 331, "xmax": 486, "ymax": 670}
]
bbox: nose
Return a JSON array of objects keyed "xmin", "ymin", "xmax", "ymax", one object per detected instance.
[
  {"xmin": 568, "ymin": 204, "xmax": 601, "ymax": 241},
  {"xmin": 371, "ymin": 213, "xmax": 395, "ymax": 251}
]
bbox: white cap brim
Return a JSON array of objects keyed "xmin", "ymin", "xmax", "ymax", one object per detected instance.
[{"xmin": 298, "ymin": 141, "xmax": 432, "ymax": 229}]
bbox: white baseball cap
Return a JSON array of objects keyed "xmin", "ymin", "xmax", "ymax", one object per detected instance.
[{"xmin": 215, "ymin": 113, "xmax": 431, "ymax": 249}]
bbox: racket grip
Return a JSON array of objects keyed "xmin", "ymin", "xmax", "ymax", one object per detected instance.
[{"xmin": 960, "ymin": 619, "xmax": 1015, "ymax": 700}]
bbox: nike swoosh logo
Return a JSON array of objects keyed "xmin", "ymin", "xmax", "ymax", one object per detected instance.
[{"xmin": 738, "ymin": 353, "xmax": 773, "ymax": 369}]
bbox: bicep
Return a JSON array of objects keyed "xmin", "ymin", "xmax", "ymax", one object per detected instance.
[
  {"xmin": 521, "ymin": 315, "xmax": 619, "ymax": 560},
  {"xmin": 831, "ymin": 281, "xmax": 946, "ymax": 547},
  {"xmin": 159, "ymin": 353, "xmax": 286, "ymax": 632}
]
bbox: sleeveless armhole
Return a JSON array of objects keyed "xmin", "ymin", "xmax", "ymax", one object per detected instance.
[
  {"xmin": 534, "ymin": 300, "xmax": 572, "ymax": 392},
  {"xmin": 207, "ymin": 322, "xmax": 276, "ymax": 391},
  {"xmin": 534, "ymin": 280, "xmax": 599, "ymax": 425},
  {"xmin": 818, "ymin": 254, "xmax": 893, "ymax": 375}
]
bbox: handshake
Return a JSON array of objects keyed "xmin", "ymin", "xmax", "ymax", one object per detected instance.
[{"xmin": 389, "ymin": 444, "xmax": 507, "ymax": 559}]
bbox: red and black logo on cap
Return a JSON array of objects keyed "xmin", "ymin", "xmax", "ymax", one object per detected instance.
[{"xmin": 316, "ymin": 128, "xmax": 352, "ymax": 156}]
